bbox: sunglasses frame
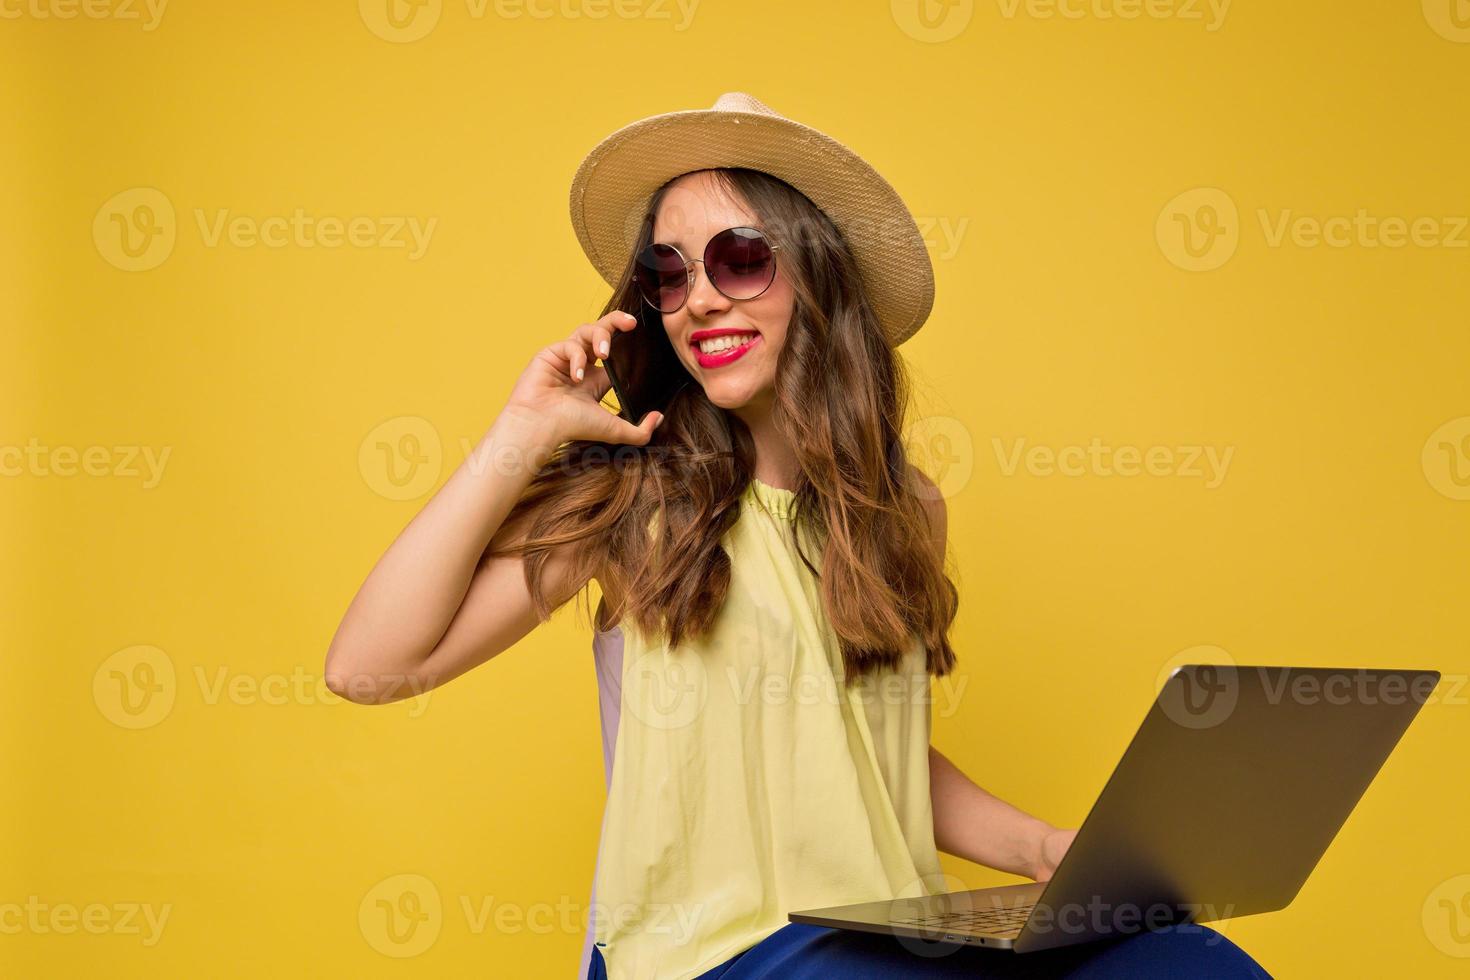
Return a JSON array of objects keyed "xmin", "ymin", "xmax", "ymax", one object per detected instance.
[{"xmin": 632, "ymin": 225, "xmax": 784, "ymax": 315}]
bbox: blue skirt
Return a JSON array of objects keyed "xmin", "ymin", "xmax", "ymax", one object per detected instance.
[{"xmin": 588, "ymin": 921, "xmax": 1271, "ymax": 979}]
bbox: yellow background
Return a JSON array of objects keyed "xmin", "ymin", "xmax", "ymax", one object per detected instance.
[{"xmin": 4, "ymin": 0, "xmax": 1468, "ymax": 976}]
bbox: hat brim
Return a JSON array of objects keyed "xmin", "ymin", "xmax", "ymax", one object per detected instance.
[{"xmin": 569, "ymin": 107, "xmax": 934, "ymax": 347}]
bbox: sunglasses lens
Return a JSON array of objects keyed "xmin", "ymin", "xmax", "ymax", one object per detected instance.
[
  {"xmin": 634, "ymin": 243, "xmax": 688, "ymax": 313},
  {"xmin": 707, "ymin": 228, "xmax": 775, "ymax": 300}
]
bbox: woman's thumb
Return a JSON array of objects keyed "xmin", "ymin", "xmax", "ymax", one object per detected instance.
[{"xmin": 614, "ymin": 410, "xmax": 662, "ymax": 445}]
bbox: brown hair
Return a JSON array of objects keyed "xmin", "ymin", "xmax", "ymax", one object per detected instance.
[{"xmin": 486, "ymin": 167, "xmax": 957, "ymax": 680}]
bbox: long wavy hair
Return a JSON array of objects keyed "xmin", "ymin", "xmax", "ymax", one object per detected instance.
[{"xmin": 485, "ymin": 167, "xmax": 957, "ymax": 680}]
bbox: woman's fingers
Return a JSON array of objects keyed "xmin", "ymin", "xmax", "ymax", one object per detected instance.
[
  {"xmin": 584, "ymin": 319, "xmax": 610, "ymax": 362},
  {"xmin": 568, "ymin": 340, "xmax": 587, "ymax": 383},
  {"xmin": 578, "ymin": 310, "xmax": 639, "ymax": 364},
  {"xmin": 536, "ymin": 343, "xmax": 570, "ymax": 379},
  {"xmin": 545, "ymin": 340, "xmax": 581, "ymax": 383}
]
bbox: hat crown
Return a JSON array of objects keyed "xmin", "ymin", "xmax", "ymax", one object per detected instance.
[
  {"xmin": 569, "ymin": 91, "xmax": 935, "ymax": 345},
  {"xmin": 710, "ymin": 91, "xmax": 778, "ymax": 117}
]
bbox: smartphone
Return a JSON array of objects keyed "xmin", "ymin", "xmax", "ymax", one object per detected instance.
[{"xmin": 603, "ymin": 302, "xmax": 693, "ymax": 425}]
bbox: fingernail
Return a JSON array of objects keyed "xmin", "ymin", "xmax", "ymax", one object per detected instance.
[
  {"xmin": 622, "ymin": 311, "xmax": 636, "ymax": 322},
  {"xmin": 599, "ymin": 340, "xmax": 609, "ymax": 356},
  {"xmin": 576, "ymin": 367, "xmax": 584, "ymax": 380}
]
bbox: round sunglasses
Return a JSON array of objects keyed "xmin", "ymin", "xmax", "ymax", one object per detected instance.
[{"xmin": 632, "ymin": 226, "xmax": 783, "ymax": 315}]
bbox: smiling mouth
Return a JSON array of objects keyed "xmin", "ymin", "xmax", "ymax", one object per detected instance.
[
  {"xmin": 690, "ymin": 331, "xmax": 761, "ymax": 368},
  {"xmin": 692, "ymin": 331, "xmax": 758, "ymax": 355}
]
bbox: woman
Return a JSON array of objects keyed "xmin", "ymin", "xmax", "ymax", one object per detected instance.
[{"xmin": 325, "ymin": 93, "xmax": 1269, "ymax": 979}]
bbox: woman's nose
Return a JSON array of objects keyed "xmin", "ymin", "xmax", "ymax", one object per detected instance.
[{"xmin": 685, "ymin": 261, "xmax": 730, "ymax": 318}]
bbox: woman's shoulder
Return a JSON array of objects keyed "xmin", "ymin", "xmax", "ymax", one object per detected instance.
[
  {"xmin": 593, "ymin": 561, "xmax": 623, "ymax": 633},
  {"xmin": 905, "ymin": 463, "xmax": 947, "ymax": 550}
]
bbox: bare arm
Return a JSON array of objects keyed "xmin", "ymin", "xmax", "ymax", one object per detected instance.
[
  {"xmin": 929, "ymin": 746, "xmax": 1060, "ymax": 879},
  {"xmin": 324, "ymin": 405, "xmax": 563, "ymax": 704},
  {"xmin": 324, "ymin": 310, "xmax": 660, "ymax": 705},
  {"xmin": 909, "ymin": 465, "xmax": 1077, "ymax": 880}
]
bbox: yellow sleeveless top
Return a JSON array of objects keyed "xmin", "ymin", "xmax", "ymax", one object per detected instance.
[{"xmin": 591, "ymin": 477, "xmax": 943, "ymax": 979}]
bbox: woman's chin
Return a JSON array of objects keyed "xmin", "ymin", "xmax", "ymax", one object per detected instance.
[{"xmin": 703, "ymin": 382, "xmax": 775, "ymax": 413}]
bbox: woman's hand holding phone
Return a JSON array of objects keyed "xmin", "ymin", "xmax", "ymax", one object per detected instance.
[{"xmin": 502, "ymin": 309, "xmax": 663, "ymax": 447}]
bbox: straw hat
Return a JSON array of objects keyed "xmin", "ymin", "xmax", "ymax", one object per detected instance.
[{"xmin": 568, "ymin": 92, "xmax": 935, "ymax": 347}]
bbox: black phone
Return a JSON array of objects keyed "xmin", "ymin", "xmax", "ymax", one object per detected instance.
[{"xmin": 603, "ymin": 302, "xmax": 694, "ymax": 425}]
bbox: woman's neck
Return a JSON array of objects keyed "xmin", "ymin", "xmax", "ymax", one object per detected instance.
[{"xmin": 734, "ymin": 398, "xmax": 801, "ymax": 492}]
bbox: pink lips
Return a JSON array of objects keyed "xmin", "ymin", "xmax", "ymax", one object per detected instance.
[{"xmin": 691, "ymin": 331, "xmax": 761, "ymax": 369}]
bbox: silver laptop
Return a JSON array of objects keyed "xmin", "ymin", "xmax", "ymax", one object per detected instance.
[{"xmin": 790, "ymin": 664, "xmax": 1439, "ymax": 953}]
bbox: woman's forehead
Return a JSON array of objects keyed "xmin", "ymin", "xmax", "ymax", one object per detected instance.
[{"xmin": 652, "ymin": 174, "xmax": 758, "ymax": 245}]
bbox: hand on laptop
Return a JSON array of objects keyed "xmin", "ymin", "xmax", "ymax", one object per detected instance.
[{"xmin": 1034, "ymin": 827, "xmax": 1078, "ymax": 882}]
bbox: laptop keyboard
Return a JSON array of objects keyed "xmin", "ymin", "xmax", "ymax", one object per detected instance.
[{"xmin": 890, "ymin": 904, "xmax": 1034, "ymax": 935}]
